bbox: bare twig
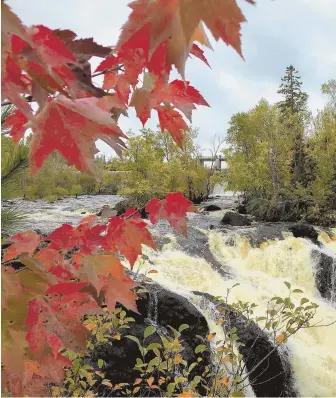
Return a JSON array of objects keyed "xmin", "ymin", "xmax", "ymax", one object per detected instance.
[{"xmin": 91, "ymin": 65, "xmax": 124, "ymax": 78}]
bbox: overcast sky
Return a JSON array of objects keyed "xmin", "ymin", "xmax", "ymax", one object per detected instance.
[{"xmin": 7, "ymin": 0, "xmax": 336, "ymax": 157}]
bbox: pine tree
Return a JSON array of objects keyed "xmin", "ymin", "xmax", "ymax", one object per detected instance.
[
  {"xmin": 277, "ymin": 65, "xmax": 311, "ymax": 187},
  {"xmin": 1, "ymin": 106, "xmax": 28, "ymax": 238},
  {"xmin": 277, "ymin": 65, "xmax": 308, "ymax": 115}
]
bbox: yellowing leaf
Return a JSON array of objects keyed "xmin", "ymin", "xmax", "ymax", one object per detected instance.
[
  {"xmin": 102, "ymin": 380, "xmax": 113, "ymax": 388},
  {"xmin": 178, "ymin": 391, "xmax": 198, "ymax": 397},
  {"xmin": 276, "ymin": 333, "xmax": 286, "ymax": 344},
  {"xmin": 220, "ymin": 376, "xmax": 230, "ymax": 386},
  {"xmin": 84, "ymin": 322, "xmax": 97, "ymax": 331},
  {"xmin": 207, "ymin": 332, "xmax": 216, "ymax": 341},
  {"xmin": 147, "ymin": 376, "xmax": 154, "ymax": 387}
]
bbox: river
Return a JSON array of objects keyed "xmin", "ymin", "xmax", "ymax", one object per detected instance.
[{"xmin": 3, "ymin": 194, "xmax": 336, "ymax": 397}]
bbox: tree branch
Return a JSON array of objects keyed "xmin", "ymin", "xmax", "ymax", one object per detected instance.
[
  {"xmin": 1, "ymin": 95, "xmax": 33, "ymax": 107},
  {"xmin": 1, "ymin": 65, "xmax": 124, "ymax": 107},
  {"xmin": 91, "ymin": 65, "xmax": 124, "ymax": 78}
]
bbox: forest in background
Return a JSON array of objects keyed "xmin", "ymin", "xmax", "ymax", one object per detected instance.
[
  {"xmin": 224, "ymin": 69, "xmax": 336, "ymax": 225},
  {"xmin": 2, "ymin": 66, "xmax": 336, "ymax": 225}
]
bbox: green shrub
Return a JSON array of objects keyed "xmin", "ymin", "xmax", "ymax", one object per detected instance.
[
  {"xmin": 53, "ymin": 187, "xmax": 69, "ymax": 198},
  {"xmin": 45, "ymin": 195, "xmax": 58, "ymax": 203}
]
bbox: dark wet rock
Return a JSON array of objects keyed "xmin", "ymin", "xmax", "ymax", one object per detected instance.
[
  {"xmin": 112, "ymin": 199, "xmax": 148, "ymax": 219},
  {"xmin": 237, "ymin": 204, "xmax": 247, "ymax": 214},
  {"xmin": 193, "ymin": 291, "xmax": 297, "ymax": 398},
  {"xmin": 114, "ymin": 199, "xmax": 130, "ymax": 216},
  {"xmin": 89, "ymin": 283, "xmax": 210, "ymax": 397},
  {"xmin": 202, "ymin": 204, "xmax": 221, "ymax": 212},
  {"xmin": 311, "ymin": 250, "xmax": 335, "ymax": 301},
  {"xmin": 289, "ymin": 223, "xmax": 319, "ymax": 245},
  {"xmin": 236, "ymin": 223, "xmax": 290, "ymax": 247},
  {"xmin": 221, "ymin": 211, "xmax": 251, "ymax": 227}
]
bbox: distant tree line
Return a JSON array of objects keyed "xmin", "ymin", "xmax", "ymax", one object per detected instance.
[{"xmin": 224, "ymin": 66, "xmax": 336, "ymax": 225}]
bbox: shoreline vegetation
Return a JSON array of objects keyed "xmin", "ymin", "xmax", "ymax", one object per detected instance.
[{"xmin": 2, "ymin": 71, "xmax": 336, "ymax": 231}]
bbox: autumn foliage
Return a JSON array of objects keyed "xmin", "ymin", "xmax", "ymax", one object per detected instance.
[{"xmin": 1, "ymin": 0, "xmax": 254, "ymax": 395}]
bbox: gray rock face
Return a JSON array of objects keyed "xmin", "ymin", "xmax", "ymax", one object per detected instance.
[
  {"xmin": 289, "ymin": 223, "xmax": 319, "ymax": 245},
  {"xmin": 311, "ymin": 249, "xmax": 336, "ymax": 301}
]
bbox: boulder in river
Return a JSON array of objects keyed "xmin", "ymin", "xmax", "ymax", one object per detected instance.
[
  {"xmin": 112, "ymin": 199, "xmax": 148, "ymax": 219},
  {"xmin": 193, "ymin": 291, "xmax": 297, "ymax": 397},
  {"xmin": 221, "ymin": 211, "xmax": 251, "ymax": 226},
  {"xmin": 289, "ymin": 222, "xmax": 319, "ymax": 245},
  {"xmin": 202, "ymin": 204, "xmax": 222, "ymax": 212},
  {"xmin": 96, "ymin": 205, "xmax": 117, "ymax": 218},
  {"xmin": 88, "ymin": 282, "xmax": 210, "ymax": 397},
  {"xmin": 311, "ymin": 249, "xmax": 335, "ymax": 301},
  {"xmin": 237, "ymin": 204, "xmax": 247, "ymax": 214}
]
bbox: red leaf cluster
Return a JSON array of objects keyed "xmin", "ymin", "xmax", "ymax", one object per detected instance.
[
  {"xmin": 1, "ymin": 0, "xmax": 253, "ymax": 174},
  {"xmin": 1, "ymin": 0, "xmax": 253, "ymax": 395},
  {"xmin": 2, "ymin": 193, "xmax": 196, "ymax": 395}
]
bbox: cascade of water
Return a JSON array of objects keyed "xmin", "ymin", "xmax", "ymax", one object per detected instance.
[
  {"xmin": 135, "ymin": 230, "xmax": 336, "ymax": 397},
  {"xmin": 147, "ymin": 288, "xmax": 159, "ymax": 324}
]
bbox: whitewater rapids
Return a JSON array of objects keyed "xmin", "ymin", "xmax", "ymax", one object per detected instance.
[{"xmin": 132, "ymin": 228, "xmax": 336, "ymax": 397}]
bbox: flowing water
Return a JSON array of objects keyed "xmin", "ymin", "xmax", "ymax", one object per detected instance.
[{"xmin": 4, "ymin": 195, "xmax": 336, "ymax": 397}]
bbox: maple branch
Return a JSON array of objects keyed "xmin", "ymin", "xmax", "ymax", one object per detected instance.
[
  {"xmin": 91, "ymin": 65, "xmax": 124, "ymax": 78},
  {"xmin": 1, "ymin": 66, "xmax": 124, "ymax": 107},
  {"xmin": 1, "ymin": 95, "xmax": 33, "ymax": 107}
]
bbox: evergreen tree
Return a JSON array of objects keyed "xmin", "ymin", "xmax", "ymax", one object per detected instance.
[
  {"xmin": 277, "ymin": 65, "xmax": 311, "ymax": 187},
  {"xmin": 1, "ymin": 106, "xmax": 28, "ymax": 238},
  {"xmin": 277, "ymin": 65, "xmax": 308, "ymax": 115}
]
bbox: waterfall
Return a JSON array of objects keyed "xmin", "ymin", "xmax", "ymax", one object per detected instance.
[
  {"xmin": 210, "ymin": 183, "xmax": 241, "ymax": 197},
  {"xmin": 131, "ymin": 229, "xmax": 336, "ymax": 397}
]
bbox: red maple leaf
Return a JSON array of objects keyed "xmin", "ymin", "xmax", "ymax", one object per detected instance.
[
  {"xmin": 116, "ymin": 0, "xmax": 251, "ymax": 77},
  {"xmin": 148, "ymin": 40, "xmax": 171, "ymax": 83},
  {"xmin": 28, "ymin": 95, "xmax": 127, "ymax": 174},
  {"xmin": 77, "ymin": 254, "xmax": 125, "ymax": 292},
  {"xmin": 25, "ymin": 292, "xmax": 102, "ymax": 355},
  {"xmin": 46, "ymin": 220, "xmax": 105, "ymax": 254},
  {"xmin": 3, "ymin": 354, "xmax": 72, "ymax": 397},
  {"xmin": 3, "ymin": 109, "xmax": 29, "ymax": 143},
  {"xmin": 154, "ymin": 79, "xmax": 209, "ymax": 121},
  {"xmin": 156, "ymin": 104, "xmax": 189, "ymax": 146},
  {"xmin": 145, "ymin": 192, "xmax": 197, "ymax": 236},
  {"xmin": 1, "ymin": 56, "xmax": 34, "ymax": 119},
  {"xmin": 104, "ymin": 217, "xmax": 156, "ymax": 268},
  {"xmin": 3, "ymin": 231, "xmax": 41, "ymax": 262},
  {"xmin": 190, "ymin": 43, "xmax": 211, "ymax": 67},
  {"xmin": 1, "ymin": 2, "xmax": 29, "ymax": 70},
  {"xmin": 102, "ymin": 275, "xmax": 138, "ymax": 313}
]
